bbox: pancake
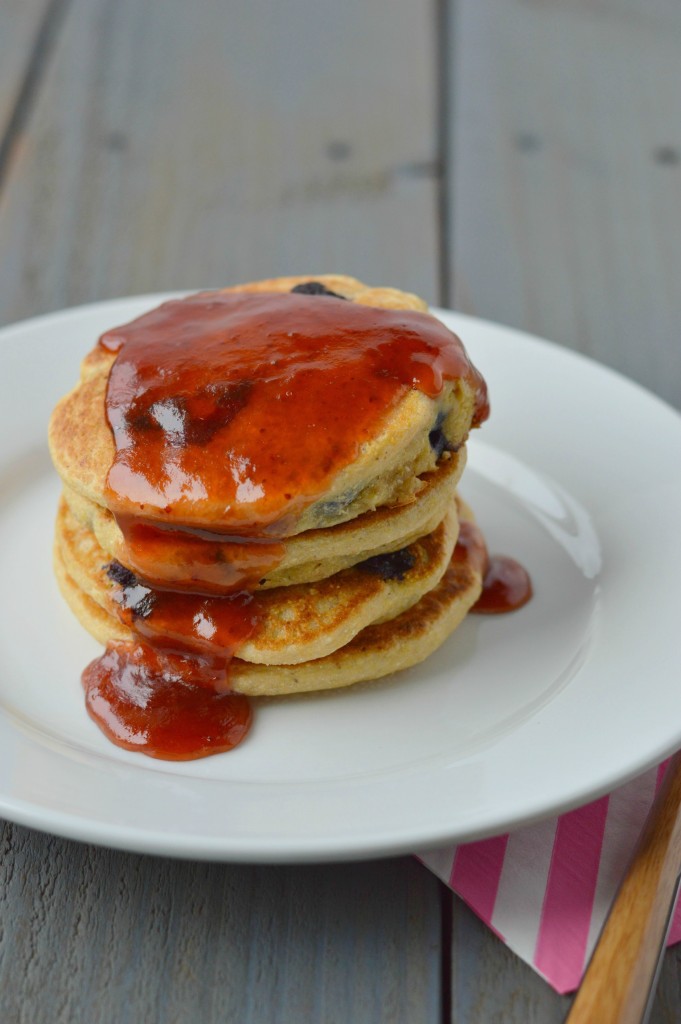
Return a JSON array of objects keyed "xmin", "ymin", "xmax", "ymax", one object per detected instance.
[
  {"xmin": 55, "ymin": 497, "xmax": 460, "ymax": 665},
  {"xmin": 61, "ymin": 447, "xmax": 466, "ymax": 590},
  {"xmin": 48, "ymin": 275, "xmax": 485, "ymax": 534},
  {"xmin": 53, "ymin": 504, "xmax": 484, "ymax": 697},
  {"xmin": 49, "ymin": 274, "xmax": 497, "ymax": 758}
]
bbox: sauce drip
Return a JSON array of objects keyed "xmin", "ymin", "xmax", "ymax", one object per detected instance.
[
  {"xmin": 100, "ymin": 291, "xmax": 489, "ymax": 531},
  {"xmin": 475, "ymin": 555, "xmax": 533, "ymax": 614},
  {"xmin": 454, "ymin": 519, "xmax": 532, "ymax": 614},
  {"xmin": 114, "ymin": 515, "xmax": 285, "ymax": 592},
  {"xmin": 452, "ymin": 519, "xmax": 488, "ymax": 577},
  {"xmin": 107, "ymin": 560, "xmax": 261, "ymax": 658},
  {"xmin": 82, "ymin": 642, "xmax": 251, "ymax": 760}
]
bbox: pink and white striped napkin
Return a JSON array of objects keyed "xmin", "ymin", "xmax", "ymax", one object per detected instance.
[{"xmin": 417, "ymin": 759, "xmax": 681, "ymax": 994}]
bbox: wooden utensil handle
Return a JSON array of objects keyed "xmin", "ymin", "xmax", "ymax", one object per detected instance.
[{"xmin": 567, "ymin": 751, "xmax": 681, "ymax": 1024}]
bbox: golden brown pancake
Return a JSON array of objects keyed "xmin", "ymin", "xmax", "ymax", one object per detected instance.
[
  {"xmin": 55, "ymin": 497, "xmax": 460, "ymax": 666},
  {"xmin": 54, "ymin": 504, "xmax": 484, "ymax": 697},
  {"xmin": 50, "ymin": 274, "xmax": 491, "ymax": 728},
  {"xmin": 48, "ymin": 276, "xmax": 481, "ymax": 534},
  {"xmin": 61, "ymin": 447, "xmax": 466, "ymax": 590}
]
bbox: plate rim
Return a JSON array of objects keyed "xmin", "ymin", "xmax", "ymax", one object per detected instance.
[{"xmin": 1, "ymin": 295, "xmax": 680, "ymax": 862}]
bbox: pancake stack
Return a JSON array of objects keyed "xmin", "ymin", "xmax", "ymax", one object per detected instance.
[{"xmin": 49, "ymin": 276, "xmax": 490, "ymax": 756}]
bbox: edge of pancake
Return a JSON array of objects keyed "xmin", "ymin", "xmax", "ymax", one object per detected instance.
[
  {"xmin": 49, "ymin": 276, "xmax": 480, "ymax": 532},
  {"xmin": 55, "ymin": 499, "xmax": 461, "ymax": 665},
  {"xmin": 62, "ymin": 448, "xmax": 466, "ymax": 589},
  {"xmin": 53, "ymin": 505, "xmax": 484, "ymax": 697}
]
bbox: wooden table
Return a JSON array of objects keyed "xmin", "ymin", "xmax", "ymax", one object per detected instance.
[{"xmin": 1, "ymin": 1, "xmax": 680, "ymax": 1020}]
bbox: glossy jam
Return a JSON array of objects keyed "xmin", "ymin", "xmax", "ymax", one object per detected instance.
[
  {"xmin": 115, "ymin": 515, "xmax": 285, "ymax": 592},
  {"xmin": 454, "ymin": 519, "xmax": 532, "ymax": 614},
  {"xmin": 83, "ymin": 290, "xmax": 493, "ymax": 760},
  {"xmin": 475, "ymin": 555, "xmax": 533, "ymax": 614},
  {"xmin": 82, "ymin": 642, "xmax": 251, "ymax": 760},
  {"xmin": 100, "ymin": 291, "xmax": 489, "ymax": 531},
  {"xmin": 108, "ymin": 561, "xmax": 261, "ymax": 658},
  {"xmin": 452, "ymin": 519, "xmax": 489, "ymax": 577},
  {"xmin": 450, "ymin": 520, "xmax": 532, "ymax": 614}
]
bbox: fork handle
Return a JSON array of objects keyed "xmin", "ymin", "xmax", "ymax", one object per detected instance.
[{"xmin": 566, "ymin": 751, "xmax": 681, "ymax": 1024}]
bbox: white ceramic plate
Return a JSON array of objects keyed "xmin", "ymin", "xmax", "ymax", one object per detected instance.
[{"xmin": 1, "ymin": 297, "xmax": 680, "ymax": 862}]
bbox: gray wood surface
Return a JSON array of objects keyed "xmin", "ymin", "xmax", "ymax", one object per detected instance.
[
  {"xmin": 0, "ymin": 0, "xmax": 680, "ymax": 1020},
  {"xmin": 0, "ymin": 0, "xmax": 52, "ymax": 133},
  {"xmin": 450, "ymin": 0, "xmax": 681, "ymax": 409},
  {"xmin": 0, "ymin": 1, "xmax": 446, "ymax": 1022},
  {"xmin": 0, "ymin": 0, "xmax": 439, "ymax": 327},
  {"xmin": 448, "ymin": 1, "xmax": 681, "ymax": 1019},
  {"xmin": 0, "ymin": 828, "xmax": 440, "ymax": 1024}
]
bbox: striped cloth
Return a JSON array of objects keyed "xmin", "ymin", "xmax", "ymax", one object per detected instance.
[{"xmin": 417, "ymin": 760, "xmax": 681, "ymax": 994}]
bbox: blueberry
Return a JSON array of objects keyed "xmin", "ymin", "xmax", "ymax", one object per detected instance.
[
  {"xmin": 357, "ymin": 548, "xmax": 416, "ymax": 581},
  {"xmin": 428, "ymin": 412, "xmax": 457, "ymax": 459},
  {"xmin": 428, "ymin": 427, "xmax": 454, "ymax": 459},
  {"xmin": 316, "ymin": 486, "xmax": 362, "ymax": 520},
  {"xmin": 105, "ymin": 560, "xmax": 137, "ymax": 588},
  {"xmin": 105, "ymin": 561, "xmax": 157, "ymax": 619},
  {"xmin": 290, "ymin": 282, "xmax": 347, "ymax": 299}
]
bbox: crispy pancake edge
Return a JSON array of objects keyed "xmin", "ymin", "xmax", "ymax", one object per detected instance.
[
  {"xmin": 56, "ymin": 500, "xmax": 461, "ymax": 665},
  {"xmin": 53, "ymin": 507, "xmax": 483, "ymax": 697}
]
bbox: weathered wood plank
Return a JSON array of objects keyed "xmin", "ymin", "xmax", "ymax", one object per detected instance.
[
  {"xmin": 0, "ymin": 824, "xmax": 441, "ymax": 1024},
  {"xmin": 0, "ymin": 0, "xmax": 54, "ymax": 134},
  {"xmin": 448, "ymin": 0, "xmax": 681, "ymax": 1016},
  {"xmin": 0, "ymin": 0, "xmax": 444, "ymax": 1021},
  {"xmin": 0, "ymin": 0, "xmax": 440, "ymax": 330},
  {"xmin": 449, "ymin": 897, "xmax": 571, "ymax": 1022},
  {"xmin": 450, "ymin": 0, "xmax": 681, "ymax": 408}
]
